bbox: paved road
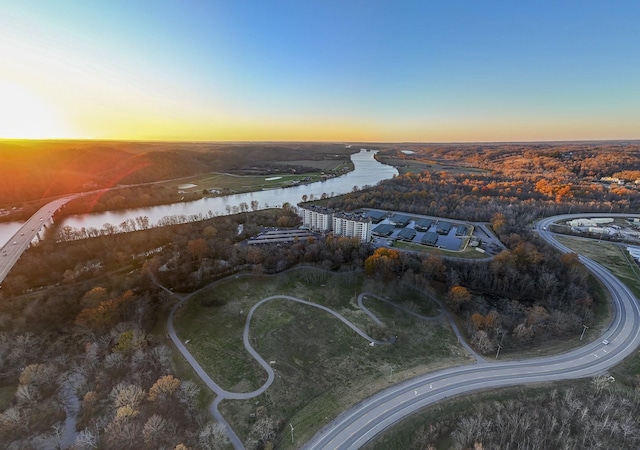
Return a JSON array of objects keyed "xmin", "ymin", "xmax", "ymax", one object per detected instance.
[
  {"xmin": 302, "ymin": 214, "xmax": 640, "ymax": 450},
  {"xmin": 165, "ymin": 284, "xmax": 437, "ymax": 449},
  {"xmin": 0, "ymin": 195, "xmax": 77, "ymax": 286}
]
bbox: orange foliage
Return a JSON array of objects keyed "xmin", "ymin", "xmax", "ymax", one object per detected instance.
[
  {"xmin": 364, "ymin": 248, "xmax": 400, "ymax": 279},
  {"xmin": 75, "ymin": 290, "xmax": 137, "ymax": 331}
]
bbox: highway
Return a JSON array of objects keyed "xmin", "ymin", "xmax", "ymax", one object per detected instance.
[
  {"xmin": 0, "ymin": 196, "xmax": 77, "ymax": 286},
  {"xmin": 302, "ymin": 214, "xmax": 640, "ymax": 450},
  {"xmin": 4, "ymin": 201, "xmax": 639, "ymax": 449}
]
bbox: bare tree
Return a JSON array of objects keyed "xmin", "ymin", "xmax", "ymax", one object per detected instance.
[
  {"xmin": 198, "ymin": 422, "xmax": 229, "ymax": 450},
  {"xmin": 110, "ymin": 383, "xmax": 145, "ymax": 410},
  {"xmin": 71, "ymin": 429, "xmax": 99, "ymax": 449}
]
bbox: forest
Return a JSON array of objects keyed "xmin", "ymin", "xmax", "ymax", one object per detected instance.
[
  {"xmin": 0, "ymin": 140, "xmax": 353, "ymax": 220},
  {"xmin": 1, "ymin": 141, "xmax": 639, "ymax": 448}
]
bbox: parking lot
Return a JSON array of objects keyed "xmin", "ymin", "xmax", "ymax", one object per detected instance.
[{"xmin": 364, "ymin": 209, "xmax": 505, "ymax": 255}]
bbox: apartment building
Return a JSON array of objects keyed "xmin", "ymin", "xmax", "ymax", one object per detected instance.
[
  {"xmin": 299, "ymin": 205, "xmax": 333, "ymax": 232},
  {"xmin": 332, "ymin": 211, "xmax": 372, "ymax": 242}
]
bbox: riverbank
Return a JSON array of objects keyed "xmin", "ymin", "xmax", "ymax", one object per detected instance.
[{"xmin": 55, "ymin": 149, "xmax": 398, "ymax": 235}]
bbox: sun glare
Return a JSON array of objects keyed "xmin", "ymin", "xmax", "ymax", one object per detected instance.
[{"xmin": 0, "ymin": 79, "xmax": 73, "ymax": 139}]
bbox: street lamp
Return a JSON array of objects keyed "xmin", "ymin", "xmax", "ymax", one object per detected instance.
[
  {"xmin": 580, "ymin": 324, "xmax": 589, "ymax": 341},
  {"xmin": 495, "ymin": 331, "xmax": 506, "ymax": 360}
]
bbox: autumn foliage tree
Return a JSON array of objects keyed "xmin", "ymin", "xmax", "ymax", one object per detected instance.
[
  {"xmin": 75, "ymin": 290, "xmax": 138, "ymax": 331},
  {"xmin": 446, "ymin": 285, "xmax": 471, "ymax": 312},
  {"xmin": 364, "ymin": 248, "xmax": 401, "ymax": 280}
]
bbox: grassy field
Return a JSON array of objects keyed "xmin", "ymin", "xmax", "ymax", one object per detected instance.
[
  {"xmin": 172, "ymin": 267, "xmax": 473, "ymax": 446},
  {"xmin": 166, "ymin": 171, "xmax": 332, "ymax": 196},
  {"xmin": 158, "ymin": 157, "xmax": 355, "ymax": 196},
  {"xmin": 555, "ymin": 235, "xmax": 640, "ymax": 298},
  {"xmin": 392, "ymin": 239, "xmax": 491, "ymax": 259},
  {"xmin": 377, "ymin": 155, "xmax": 488, "ymax": 176}
]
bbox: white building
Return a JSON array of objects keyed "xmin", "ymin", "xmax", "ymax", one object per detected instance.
[
  {"xmin": 299, "ymin": 205, "xmax": 333, "ymax": 232},
  {"xmin": 332, "ymin": 212, "xmax": 372, "ymax": 242}
]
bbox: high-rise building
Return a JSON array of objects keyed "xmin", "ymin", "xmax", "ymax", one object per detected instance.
[
  {"xmin": 298, "ymin": 205, "xmax": 333, "ymax": 232},
  {"xmin": 332, "ymin": 211, "xmax": 372, "ymax": 242}
]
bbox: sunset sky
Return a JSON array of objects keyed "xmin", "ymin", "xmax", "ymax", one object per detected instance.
[{"xmin": 1, "ymin": 1, "xmax": 638, "ymax": 142}]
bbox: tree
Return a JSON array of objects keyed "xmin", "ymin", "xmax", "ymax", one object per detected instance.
[
  {"xmin": 148, "ymin": 375, "xmax": 180, "ymax": 404},
  {"xmin": 203, "ymin": 226, "xmax": 218, "ymax": 238},
  {"xmin": 446, "ymin": 285, "xmax": 471, "ymax": 312},
  {"xmin": 110, "ymin": 383, "xmax": 146, "ymax": 410},
  {"xmin": 246, "ymin": 417, "xmax": 278, "ymax": 450},
  {"xmin": 187, "ymin": 238, "xmax": 208, "ymax": 261},
  {"xmin": 143, "ymin": 414, "xmax": 176, "ymax": 448},
  {"xmin": 491, "ymin": 212, "xmax": 507, "ymax": 235},
  {"xmin": 364, "ymin": 248, "xmax": 401, "ymax": 280},
  {"xmin": 471, "ymin": 330, "xmax": 493, "ymax": 354},
  {"xmin": 198, "ymin": 422, "xmax": 229, "ymax": 450}
]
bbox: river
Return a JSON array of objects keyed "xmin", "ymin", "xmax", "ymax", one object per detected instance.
[{"xmin": 0, "ymin": 149, "xmax": 396, "ymax": 244}]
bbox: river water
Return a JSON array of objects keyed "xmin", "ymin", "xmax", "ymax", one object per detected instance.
[{"xmin": 0, "ymin": 149, "xmax": 396, "ymax": 244}]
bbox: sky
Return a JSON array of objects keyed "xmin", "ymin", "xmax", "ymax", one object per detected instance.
[{"xmin": 0, "ymin": 1, "xmax": 639, "ymax": 142}]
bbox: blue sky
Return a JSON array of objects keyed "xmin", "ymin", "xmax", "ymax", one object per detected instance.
[{"xmin": 1, "ymin": 0, "xmax": 638, "ymax": 141}]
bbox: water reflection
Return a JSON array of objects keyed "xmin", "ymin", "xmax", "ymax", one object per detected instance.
[{"xmin": 59, "ymin": 149, "xmax": 397, "ymax": 233}]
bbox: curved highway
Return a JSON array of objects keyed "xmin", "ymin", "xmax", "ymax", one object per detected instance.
[
  {"xmin": 302, "ymin": 214, "xmax": 640, "ymax": 450},
  {"xmin": 166, "ymin": 286, "xmax": 442, "ymax": 450}
]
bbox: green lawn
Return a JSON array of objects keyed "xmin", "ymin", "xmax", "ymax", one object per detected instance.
[
  {"xmin": 172, "ymin": 268, "xmax": 471, "ymax": 446},
  {"xmin": 555, "ymin": 236, "xmax": 640, "ymax": 298}
]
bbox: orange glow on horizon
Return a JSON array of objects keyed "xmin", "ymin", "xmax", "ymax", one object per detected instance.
[{"xmin": 0, "ymin": 79, "xmax": 78, "ymax": 139}]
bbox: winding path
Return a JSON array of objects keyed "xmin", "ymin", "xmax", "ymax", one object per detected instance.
[
  {"xmin": 302, "ymin": 214, "xmax": 640, "ymax": 449},
  {"xmin": 166, "ymin": 214, "xmax": 640, "ymax": 449},
  {"xmin": 165, "ymin": 281, "xmax": 444, "ymax": 449}
]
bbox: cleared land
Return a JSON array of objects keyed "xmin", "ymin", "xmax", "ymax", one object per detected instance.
[
  {"xmin": 376, "ymin": 155, "xmax": 488, "ymax": 176},
  {"xmin": 168, "ymin": 171, "xmax": 334, "ymax": 196},
  {"xmin": 172, "ymin": 268, "xmax": 472, "ymax": 447},
  {"xmin": 555, "ymin": 235, "xmax": 640, "ymax": 298}
]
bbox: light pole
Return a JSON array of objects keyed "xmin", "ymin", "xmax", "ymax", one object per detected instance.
[
  {"xmin": 389, "ymin": 366, "xmax": 394, "ymax": 382},
  {"xmin": 495, "ymin": 343, "xmax": 503, "ymax": 360},
  {"xmin": 580, "ymin": 324, "xmax": 589, "ymax": 341},
  {"xmin": 289, "ymin": 423, "xmax": 295, "ymax": 444},
  {"xmin": 495, "ymin": 331, "xmax": 506, "ymax": 360}
]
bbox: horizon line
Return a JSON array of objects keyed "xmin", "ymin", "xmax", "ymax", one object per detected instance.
[{"xmin": 2, "ymin": 137, "xmax": 640, "ymax": 146}]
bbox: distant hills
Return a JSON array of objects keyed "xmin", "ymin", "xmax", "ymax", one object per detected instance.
[{"xmin": 0, "ymin": 140, "xmax": 352, "ymax": 207}]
